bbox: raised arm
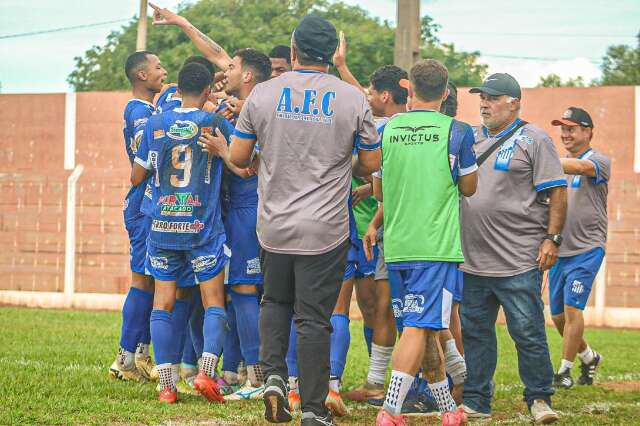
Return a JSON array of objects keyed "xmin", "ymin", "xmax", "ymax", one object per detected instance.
[
  {"xmin": 333, "ymin": 31, "xmax": 365, "ymax": 95},
  {"xmin": 150, "ymin": 2, "xmax": 232, "ymax": 71}
]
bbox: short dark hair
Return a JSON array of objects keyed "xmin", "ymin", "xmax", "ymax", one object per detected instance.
[
  {"xmin": 269, "ymin": 45, "xmax": 291, "ymax": 64},
  {"xmin": 293, "ymin": 44, "xmax": 327, "ymax": 67},
  {"xmin": 369, "ymin": 65, "xmax": 409, "ymax": 105},
  {"xmin": 233, "ymin": 48, "xmax": 272, "ymax": 84},
  {"xmin": 410, "ymin": 59, "xmax": 448, "ymax": 102},
  {"xmin": 125, "ymin": 51, "xmax": 154, "ymax": 83},
  {"xmin": 184, "ymin": 55, "xmax": 215, "ymax": 75},
  {"xmin": 178, "ymin": 63, "xmax": 213, "ymax": 96},
  {"xmin": 440, "ymin": 81, "xmax": 458, "ymax": 117}
]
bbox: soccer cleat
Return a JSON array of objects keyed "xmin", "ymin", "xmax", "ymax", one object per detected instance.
[
  {"xmin": 288, "ymin": 389, "xmax": 301, "ymax": 412},
  {"xmin": 237, "ymin": 361, "xmax": 248, "ymax": 385},
  {"xmin": 530, "ymin": 399, "xmax": 558, "ymax": 424},
  {"xmin": 325, "ymin": 389, "xmax": 348, "ymax": 417},
  {"xmin": 344, "ymin": 382, "xmax": 385, "ymax": 402},
  {"xmin": 401, "ymin": 394, "xmax": 438, "ymax": 416},
  {"xmin": 158, "ymin": 386, "xmax": 178, "ymax": 404},
  {"xmin": 301, "ymin": 413, "xmax": 337, "ymax": 425},
  {"xmin": 577, "ymin": 352, "xmax": 603, "ymax": 385},
  {"xmin": 263, "ymin": 376, "xmax": 293, "ymax": 423},
  {"xmin": 442, "ymin": 408, "xmax": 468, "ymax": 426},
  {"xmin": 216, "ymin": 376, "xmax": 238, "ymax": 396},
  {"xmin": 225, "ymin": 382, "xmax": 265, "ymax": 400},
  {"xmin": 459, "ymin": 404, "xmax": 491, "ymax": 420},
  {"xmin": 193, "ymin": 371, "xmax": 225, "ymax": 403},
  {"xmin": 109, "ymin": 358, "xmax": 144, "ymax": 381},
  {"xmin": 135, "ymin": 355, "xmax": 159, "ymax": 381},
  {"xmin": 375, "ymin": 409, "xmax": 408, "ymax": 426},
  {"xmin": 553, "ymin": 371, "xmax": 574, "ymax": 389}
]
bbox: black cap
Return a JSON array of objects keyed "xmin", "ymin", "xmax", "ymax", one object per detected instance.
[
  {"xmin": 470, "ymin": 73, "xmax": 522, "ymax": 99},
  {"xmin": 551, "ymin": 107, "xmax": 594, "ymax": 128},
  {"xmin": 293, "ymin": 14, "xmax": 338, "ymax": 65}
]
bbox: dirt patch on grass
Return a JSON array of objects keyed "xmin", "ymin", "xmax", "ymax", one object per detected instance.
[{"xmin": 599, "ymin": 380, "xmax": 640, "ymax": 391}]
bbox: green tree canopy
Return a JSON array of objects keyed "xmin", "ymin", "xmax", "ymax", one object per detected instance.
[
  {"xmin": 68, "ymin": 0, "xmax": 486, "ymax": 91},
  {"xmin": 598, "ymin": 32, "xmax": 640, "ymax": 85},
  {"xmin": 537, "ymin": 73, "xmax": 586, "ymax": 88}
]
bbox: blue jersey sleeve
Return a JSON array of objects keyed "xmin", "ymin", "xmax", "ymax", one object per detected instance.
[
  {"xmin": 134, "ymin": 120, "xmax": 154, "ymax": 170},
  {"xmin": 220, "ymin": 117, "xmax": 235, "ymax": 145},
  {"xmin": 458, "ymin": 123, "xmax": 478, "ymax": 176}
]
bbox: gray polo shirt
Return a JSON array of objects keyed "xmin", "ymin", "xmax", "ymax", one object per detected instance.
[
  {"xmin": 560, "ymin": 149, "xmax": 610, "ymax": 257},
  {"xmin": 235, "ymin": 70, "xmax": 379, "ymax": 255},
  {"xmin": 460, "ymin": 119, "xmax": 567, "ymax": 277}
]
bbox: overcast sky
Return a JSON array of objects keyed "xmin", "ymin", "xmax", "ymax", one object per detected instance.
[{"xmin": 0, "ymin": 0, "xmax": 637, "ymax": 93}]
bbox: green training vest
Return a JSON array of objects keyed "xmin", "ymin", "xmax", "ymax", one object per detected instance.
[
  {"xmin": 351, "ymin": 176, "xmax": 377, "ymax": 239},
  {"xmin": 381, "ymin": 110, "xmax": 464, "ymax": 263}
]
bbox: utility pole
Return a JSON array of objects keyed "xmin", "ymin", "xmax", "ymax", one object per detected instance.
[
  {"xmin": 136, "ymin": 0, "xmax": 148, "ymax": 51},
  {"xmin": 394, "ymin": 0, "xmax": 421, "ymax": 71}
]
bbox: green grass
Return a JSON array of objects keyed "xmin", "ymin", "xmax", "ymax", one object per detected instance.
[{"xmin": 0, "ymin": 308, "xmax": 639, "ymax": 425}]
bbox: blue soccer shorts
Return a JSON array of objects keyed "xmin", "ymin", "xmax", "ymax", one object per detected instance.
[
  {"xmin": 388, "ymin": 262, "xmax": 457, "ymax": 330},
  {"xmin": 145, "ymin": 233, "xmax": 230, "ymax": 287},
  {"xmin": 549, "ymin": 247, "xmax": 605, "ymax": 315},
  {"xmin": 353, "ymin": 238, "xmax": 378, "ymax": 279},
  {"xmin": 342, "ymin": 237, "xmax": 361, "ymax": 282},
  {"xmin": 224, "ymin": 206, "xmax": 262, "ymax": 285},
  {"xmin": 453, "ymin": 269, "xmax": 464, "ymax": 303},
  {"xmin": 125, "ymin": 214, "xmax": 151, "ymax": 275}
]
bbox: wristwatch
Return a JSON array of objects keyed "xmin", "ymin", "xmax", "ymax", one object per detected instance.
[{"xmin": 545, "ymin": 234, "xmax": 563, "ymax": 246}]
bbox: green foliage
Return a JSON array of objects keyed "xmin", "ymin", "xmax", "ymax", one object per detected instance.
[
  {"xmin": 68, "ymin": 0, "xmax": 486, "ymax": 91},
  {"xmin": 598, "ymin": 33, "xmax": 640, "ymax": 86},
  {"xmin": 537, "ymin": 73, "xmax": 586, "ymax": 88}
]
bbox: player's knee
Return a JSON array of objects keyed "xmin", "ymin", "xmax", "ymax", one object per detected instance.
[
  {"xmin": 231, "ymin": 284, "xmax": 258, "ymax": 295},
  {"xmin": 564, "ymin": 304, "xmax": 584, "ymax": 321}
]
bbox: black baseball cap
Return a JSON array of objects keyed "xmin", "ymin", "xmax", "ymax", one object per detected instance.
[
  {"xmin": 470, "ymin": 73, "xmax": 522, "ymax": 99},
  {"xmin": 293, "ymin": 14, "xmax": 338, "ymax": 65},
  {"xmin": 551, "ymin": 107, "xmax": 594, "ymax": 128}
]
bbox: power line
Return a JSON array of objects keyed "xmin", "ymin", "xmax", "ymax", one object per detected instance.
[
  {"xmin": 481, "ymin": 53, "xmax": 603, "ymax": 64},
  {"xmin": 0, "ymin": 18, "xmax": 131, "ymax": 40},
  {"xmin": 442, "ymin": 31, "xmax": 636, "ymax": 39}
]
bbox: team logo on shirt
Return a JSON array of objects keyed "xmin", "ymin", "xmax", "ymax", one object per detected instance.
[
  {"xmin": 151, "ymin": 219, "xmax": 205, "ymax": 233},
  {"xmin": 158, "ymin": 192, "xmax": 202, "ymax": 217},
  {"xmin": 275, "ymin": 87, "xmax": 336, "ymax": 124},
  {"xmin": 403, "ymin": 294, "xmax": 425, "ymax": 314},
  {"xmin": 167, "ymin": 120, "xmax": 199, "ymax": 140},
  {"xmin": 571, "ymin": 280, "xmax": 585, "ymax": 294},
  {"xmin": 153, "ymin": 129, "xmax": 165, "ymax": 139},
  {"xmin": 390, "ymin": 125, "xmax": 441, "ymax": 144},
  {"xmin": 246, "ymin": 257, "xmax": 261, "ymax": 275},
  {"xmin": 191, "ymin": 255, "xmax": 218, "ymax": 273}
]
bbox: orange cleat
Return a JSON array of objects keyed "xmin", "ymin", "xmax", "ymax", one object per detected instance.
[
  {"xmin": 193, "ymin": 371, "xmax": 225, "ymax": 403},
  {"xmin": 442, "ymin": 407, "xmax": 468, "ymax": 426},
  {"xmin": 376, "ymin": 409, "xmax": 408, "ymax": 426},
  {"xmin": 325, "ymin": 389, "xmax": 348, "ymax": 417},
  {"xmin": 288, "ymin": 388, "xmax": 301, "ymax": 412},
  {"xmin": 158, "ymin": 387, "xmax": 178, "ymax": 404}
]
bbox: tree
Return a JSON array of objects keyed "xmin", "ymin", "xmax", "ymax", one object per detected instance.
[
  {"xmin": 68, "ymin": 0, "xmax": 486, "ymax": 91},
  {"xmin": 537, "ymin": 73, "xmax": 586, "ymax": 88},
  {"xmin": 598, "ymin": 32, "xmax": 640, "ymax": 86}
]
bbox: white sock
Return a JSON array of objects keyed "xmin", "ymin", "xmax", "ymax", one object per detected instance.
[
  {"xmin": 117, "ymin": 347, "xmax": 136, "ymax": 370},
  {"xmin": 383, "ymin": 370, "xmax": 414, "ymax": 416},
  {"xmin": 135, "ymin": 343, "xmax": 150, "ymax": 358},
  {"xmin": 158, "ymin": 363, "xmax": 176, "ymax": 391},
  {"xmin": 428, "ymin": 378, "xmax": 457, "ymax": 413},
  {"xmin": 201, "ymin": 352, "xmax": 219, "ymax": 378},
  {"xmin": 368, "ymin": 344, "xmax": 394, "ymax": 385},
  {"xmin": 223, "ymin": 370, "xmax": 239, "ymax": 385},
  {"xmin": 289, "ymin": 376, "xmax": 298, "ymax": 391},
  {"xmin": 558, "ymin": 359, "xmax": 573, "ymax": 374},
  {"xmin": 247, "ymin": 364, "xmax": 264, "ymax": 387},
  {"xmin": 578, "ymin": 346, "xmax": 595, "ymax": 364},
  {"xmin": 444, "ymin": 339, "xmax": 467, "ymax": 385},
  {"xmin": 329, "ymin": 377, "xmax": 340, "ymax": 393}
]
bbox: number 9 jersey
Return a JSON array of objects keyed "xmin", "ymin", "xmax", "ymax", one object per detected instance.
[{"xmin": 134, "ymin": 108, "xmax": 232, "ymax": 251}]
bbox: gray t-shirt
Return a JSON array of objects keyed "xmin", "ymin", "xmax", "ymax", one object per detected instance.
[
  {"xmin": 560, "ymin": 149, "xmax": 610, "ymax": 257},
  {"xmin": 460, "ymin": 120, "xmax": 567, "ymax": 277},
  {"xmin": 235, "ymin": 70, "xmax": 379, "ymax": 255}
]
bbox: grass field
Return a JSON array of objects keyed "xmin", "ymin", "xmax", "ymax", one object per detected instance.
[{"xmin": 1, "ymin": 308, "xmax": 639, "ymax": 425}]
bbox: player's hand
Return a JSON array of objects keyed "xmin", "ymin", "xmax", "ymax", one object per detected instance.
[
  {"xmin": 214, "ymin": 78, "xmax": 228, "ymax": 92},
  {"xmin": 150, "ymin": 2, "xmax": 187, "ymax": 27},
  {"xmin": 333, "ymin": 31, "xmax": 347, "ymax": 68},
  {"xmin": 536, "ymin": 239, "xmax": 558, "ymax": 271},
  {"xmin": 198, "ymin": 128, "xmax": 229, "ymax": 158},
  {"xmin": 247, "ymin": 155, "xmax": 260, "ymax": 176},
  {"xmin": 352, "ymin": 183, "xmax": 372, "ymax": 206},
  {"xmin": 363, "ymin": 224, "xmax": 377, "ymax": 262},
  {"xmin": 227, "ymin": 98, "xmax": 245, "ymax": 115}
]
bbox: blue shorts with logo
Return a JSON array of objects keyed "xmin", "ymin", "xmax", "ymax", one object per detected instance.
[
  {"xmin": 145, "ymin": 233, "xmax": 230, "ymax": 287},
  {"xmin": 125, "ymin": 214, "xmax": 151, "ymax": 275},
  {"xmin": 388, "ymin": 261, "xmax": 457, "ymax": 330},
  {"xmin": 353, "ymin": 238, "xmax": 378, "ymax": 279},
  {"xmin": 224, "ymin": 207, "xmax": 262, "ymax": 285},
  {"xmin": 549, "ymin": 247, "xmax": 605, "ymax": 315},
  {"xmin": 453, "ymin": 269, "xmax": 464, "ymax": 303}
]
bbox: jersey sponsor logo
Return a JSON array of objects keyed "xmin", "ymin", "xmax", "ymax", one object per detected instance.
[
  {"xmin": 571, "ymin": 280, "xmax": 584, "ymax": 294},
  {"xmin": 167, "ymin": 120, "xmax": 199, "ymax": 140},
  {"xmin": 153, "ymin": 129, "xmax": 165, "ymax": 139},
  {"xmin": 144, "ymin": 184, "xmax": 153, "ymax": 200},
  {"xmin": 134, "ymin": 117, "xmax": 148, "ymax": 128},
  {"xmin": 389, "ymin": 125, "xmax": 441, "ymax": 144},
  {"xmin": 191, "ymin": 254, "xmax": 218, "ymax": 273},
  {"xmin": 201, "ymin": 126, "xmax": 213, "ymax": 135},
  {"xmin": 246, "ymin": 257, "xmax": 261, "ymax": 275},
  {"xmin": 151, "ymin": 219, "xmax": 205, "ymax": 233},
  {"xmin": 403, "ymin": 293, "xmax": 425, "ymax": 314},
  {"xmin": 516, "ymin": 135, "xmax": 534, "ymax": 145},
  {"xmin": 149, "ymin": 256, "xmax": 169, "ymax": 271},
  {"xmin": 275, "ymin": 87, "xmax": 336, "ymax": 124},
  {"xmin": 158, "ymin": 192, "xmax": 202, "ymax": 217}
]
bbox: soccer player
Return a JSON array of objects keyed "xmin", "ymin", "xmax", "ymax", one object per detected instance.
[
  {"xmin": 269, "ymin": 45, "xmax": 292, "ymax": 78},
  {"xmin": 109, "ymin": 51, "xmax": 166, "ymax": 382},
  {"xmin": 131, "ymin": 62, "xmax": 232, "ymax": 403},
  {"xmin": 374, "ymin": 59, "xmax": 477, "ymax": 426},
  {"xmin": 199, "ymin": 48, "xmax": 273, "ymax": 401},
  {"xmin": 156, "ymin": 56, "xmax": 218, "ymax": 114},
  {"xmin": 549, "ymin": 107, "xmax": 608, "ymax": 388}
]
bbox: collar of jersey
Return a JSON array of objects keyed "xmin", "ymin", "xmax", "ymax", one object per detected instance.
[
  {"xmin": 482, "ymin": 117, "xmax": 522, "ymax": 139},
  {"xmin": 173, "ymin": 107, "xmax": 199, "ymax": 112},
  {"xmin": 294, "ymin": 69, "xmax": 323, "ymax": 74},
  {"xmin": 577, "ymin": 148, "xmax": 593, "ymax": 159},
  {"xmin": 406, "ymin": 108, "xmax": 438, "ymax": 113},
  {"xmin": 127, "ymin": 98, "xmax": 155, "ymax": 108}
]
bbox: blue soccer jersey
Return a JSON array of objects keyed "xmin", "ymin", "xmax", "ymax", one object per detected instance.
[
  {"xmin": 135, "ymin": 108, "xmax": 231, "ymax": 250},
  {"xmin": 156, "ymin": 85, "xmax": 182, "ymax": 113},
  {"xmin": 123, "ymin": 99, "xmax": 155, "ymax": 221}
]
